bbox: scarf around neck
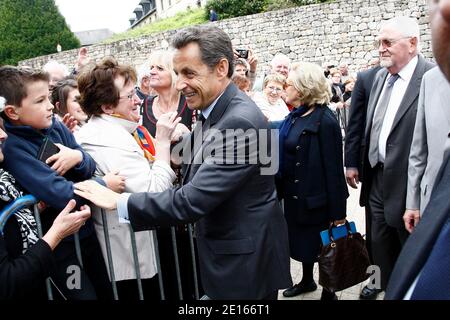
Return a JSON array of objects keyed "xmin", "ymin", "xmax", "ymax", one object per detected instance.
[{"xmin": 0, "ymin": 169, "xmax": 39, "ymax": 253}]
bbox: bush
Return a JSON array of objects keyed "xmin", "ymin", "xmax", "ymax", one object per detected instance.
[{"xmin": 205, "ymin": 0, "xmax": 270, "ymax": 20}]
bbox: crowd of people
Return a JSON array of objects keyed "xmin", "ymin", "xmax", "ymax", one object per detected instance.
[{"xmin": 0, "ymin": 0, "xmax": 449, "ymax": 301}]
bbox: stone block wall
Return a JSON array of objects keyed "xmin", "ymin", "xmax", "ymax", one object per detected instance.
[{"xmin": 19, "ymin": 0, "xmax": 432, "ymax": 75}]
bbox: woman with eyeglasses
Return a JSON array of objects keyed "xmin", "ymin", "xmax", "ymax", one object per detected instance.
[
  {"xmin": 75, "ymin": 57, "xmax": 181, "ymax": 300},
  {"xmin": 252, "ymin": 73, "xmax": 290, "ymax": 122},
  {"xmin": 276, "ymin": 62, "xmax": 348, "ymax": 301}
]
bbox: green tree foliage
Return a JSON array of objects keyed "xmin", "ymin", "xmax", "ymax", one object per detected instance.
[
  {"xmin": 205, "ymin": 0, "xmax": 270, "ymax": 20},
  {"xmin": 0, "ymin": 0, "xmax": 80, "ymax": 66}
]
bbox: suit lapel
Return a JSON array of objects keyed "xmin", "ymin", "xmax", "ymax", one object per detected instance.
[
  {"xmin": 182, "ymin": 83, "xmax": 238, "ymax": 184},
  {"xmin": 365, "ymin": 69, "xmax": 388, "ymax": 137},
  {"xmin": 389, "ymin": 56, "xmax": 426, "ymax": 133}
]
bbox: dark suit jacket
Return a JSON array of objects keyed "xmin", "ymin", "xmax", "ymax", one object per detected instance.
[
  {"xmin": 360, "ymin": 56, "xmax": 435, "ymax": 228},
  {"xmin": 126, "ymin": 82, "xmax": 292, "ymax": 299},
  {"xmin": 345, "ymin": 66, "xmax": 382, "ymax": 183},
  {"xmin": 385, "ymin": 152, "xmax": 450, "ymax": 299}
]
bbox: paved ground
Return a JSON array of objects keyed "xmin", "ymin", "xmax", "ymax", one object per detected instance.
[{"xmin": 278, "ymin": 185, "xmax": 385, "ymax": 300}]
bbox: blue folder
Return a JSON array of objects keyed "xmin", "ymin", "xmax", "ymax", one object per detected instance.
[{"xmin": 320, "ymin": 221, "xmax": 357, "ymax": 246}]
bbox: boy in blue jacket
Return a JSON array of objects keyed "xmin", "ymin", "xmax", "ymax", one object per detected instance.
[{"xmin": 0, "ymin": 66, "xmax": 113, "ymax": 300}]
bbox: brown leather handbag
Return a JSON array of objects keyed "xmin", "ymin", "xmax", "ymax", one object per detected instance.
[{"xmin": 318, "ymin": 221, "xmax": 371, "ymax": 292}]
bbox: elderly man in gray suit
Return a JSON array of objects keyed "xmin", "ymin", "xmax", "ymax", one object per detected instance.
[
  {"xmin": 358, "ymin": 16, "xmax": 434, "ymax": 300},
  {"xmin": 403, "ymin": 67, "xmax": 450, "ymax": 233},
  {"xmin": 74, "ymin": 25, "xmax": 292, "ymax": 300}
]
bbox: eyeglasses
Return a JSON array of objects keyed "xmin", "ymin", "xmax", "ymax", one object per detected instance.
[
  {"xmin": 266, "ymin": 86, "xmax": 283, "ymax": 93},
  {"xmin": 119, "ymin": 89, "xmax": 138, "ymax": 101},
  {"xmin": 373, "ymin": 36, "xmax": 412, "ymax": 49}
]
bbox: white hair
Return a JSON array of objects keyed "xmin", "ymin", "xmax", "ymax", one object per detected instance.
[
  {"xmin": 42, "ymin": 60, "xmax": 69, "ymax": 76},
  {"xmin": 271, "ymin": 53, "xmax": 291, "ymax": 69},
  {"xmin": 381, "ymin": 16, "xmax": 421, "ymax": 52},
  {"xmin": 136, "ymin": 61, "xmax": 151, "ymax": 86}
]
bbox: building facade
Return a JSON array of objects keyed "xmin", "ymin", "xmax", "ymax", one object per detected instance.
[{"xmin": 130, "ymin": 0, "xmax": 207, "ymax": 29}]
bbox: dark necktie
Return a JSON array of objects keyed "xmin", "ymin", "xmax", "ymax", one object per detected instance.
[
  {"xmin": 410, "ymin": 217, "xmax": 450, "ymax": 300},
  {"xmin": 368, "ymin": 74, "xmax": 400, "ymax": 168}
]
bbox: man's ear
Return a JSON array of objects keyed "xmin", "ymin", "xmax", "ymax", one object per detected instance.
[
  {"xmin": 216, "ymin": 58, "xmax": 230, "ymax": 79},
  {"xmin": 3, "ymin": 105, "xmax": 20, "ymax": 121},
  {"xmin": 100, "ymin": 104, "xmax": 114, "ymax": 115},
  {"xmin": 54, "ymin": 101, "xmax": 61, "ymax": 112}
]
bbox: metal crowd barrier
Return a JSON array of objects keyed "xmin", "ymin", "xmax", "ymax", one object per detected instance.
[{"xmin": 1, "ymin": 196, "xmax": 201, "ymax": 301}]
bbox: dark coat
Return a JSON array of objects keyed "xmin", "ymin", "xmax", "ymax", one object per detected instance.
[
  {"xmin": 277, "ymin": 106, "xmax": 349, "ymax": 226},
  {"xmin": 125, "ymin": 83, "xmax": 292, "ymax": 299},
  {"xmin": 345, "ymin": 66, "xmax": 382, "ymax": 179},
  {"xmin": 360, "ymin": 56, "xmax": 435, "ymax": 228},
  {"xmin": 0, "ymin": 216, "xmax": 55, "ymax": 299}
]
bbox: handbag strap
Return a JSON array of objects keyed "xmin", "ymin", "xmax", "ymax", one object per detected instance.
[{"xmin": 327, "ymin": 220, "xmax": 352, "ymax": 243}]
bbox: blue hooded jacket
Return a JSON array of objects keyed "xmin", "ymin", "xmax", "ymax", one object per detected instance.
[{"xmin": 2, "ymin": 117, "xmax": 97, "ymax": 235}]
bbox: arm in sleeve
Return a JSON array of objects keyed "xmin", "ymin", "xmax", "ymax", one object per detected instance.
[
  {"xmin": 406, "ymin": 77, "xmax": 427, "ymax": 210},
  {"xmin": 319, "ymin": 113, "xmax": 349, "ymax": 221},
  {"xmin": 345, "ymin": 72, "xmax": 366, "ymax": 169},
  {"xmin": 0, "ymin": 237, "xmax": 55, "ymax": 299},
  {"xmin": 58, "ymin": 123, "xmax": 96, "ymax": 180},
  {"xmin": 3, "ymin": 145, "xmax": 92, "ymax": 211},
  {"xmin": 126, "ymin": 124, "xmax": 261, "ymax": 231}
]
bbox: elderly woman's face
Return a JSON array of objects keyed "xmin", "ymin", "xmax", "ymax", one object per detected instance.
[
  {"xmin": 113, "ymin": 76, "xmax": 141, "ymax": 123},
  {"xmin": 149, "ymin": 63, "xmax": 172, "ymax": 91},
  {"xmin": 263, "ymin": 80, "xmax": 284, "ymax": 105},
  {"xmin": 284, "ymin": 76, "xmax": 301, "ymax": 107}
]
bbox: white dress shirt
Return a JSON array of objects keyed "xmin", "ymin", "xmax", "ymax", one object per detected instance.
[{"xmin": 377, "ymin": 56, "xmax": 418, "ymax": 163}]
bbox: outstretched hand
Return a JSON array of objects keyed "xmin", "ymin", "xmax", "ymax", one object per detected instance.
[{"xmin": 74, "ymin": 180, "xmax": 120, "ymax": 210}]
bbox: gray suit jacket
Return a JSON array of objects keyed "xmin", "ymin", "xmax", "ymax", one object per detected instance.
[
  {"xmin": 386, "ymin": 151, "xmax": 450, "ymax": 299},
  {"xmin": 126, "ymin": 83, "xmax": 292, "ymax": 299},
  {"xmin": 406, "ymin": 67, "xmax": 450, "ymax": 213},
  {"xmin": 360, "ymin": 55, "xmax": 435, "ymax": 228}
]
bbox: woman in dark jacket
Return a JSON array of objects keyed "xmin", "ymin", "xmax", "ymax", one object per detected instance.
[
  {"xmin": 0, "ymin": 119, "xmax": 91, "ymax": 299},
  {"xmin": 276, "ymin": 62, "xmax": 349, "ymax": 300}
]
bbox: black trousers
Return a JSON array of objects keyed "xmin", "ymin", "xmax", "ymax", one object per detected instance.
[{"xmin": 369, "ymin": 165, "xmax": 409, "ymax": 290}]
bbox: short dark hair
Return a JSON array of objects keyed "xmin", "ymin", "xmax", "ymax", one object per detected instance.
[
  {"xmin": 51, "ymin": 78, "xmax": 78, "ymax": 117},
  {"xmin": 0, "ymin": 66, "xmax": 49, "ymax": 108},
  {"xmin": 171, "ymin": 25, "xmax": 234, "ymax": 78},
  {"xmin": 77, "ymin": 57, "xmax": 137, "ymax": 117}
]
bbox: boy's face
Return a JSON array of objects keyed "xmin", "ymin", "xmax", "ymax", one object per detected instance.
[{"xmin": 15, "ymin": 80, "xmax": 54, "ymax": 129}]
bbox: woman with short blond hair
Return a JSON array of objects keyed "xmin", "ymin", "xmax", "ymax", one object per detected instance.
[{"xmin": 276, "ymin": 62, "xmax": 348, "ymax": 300}]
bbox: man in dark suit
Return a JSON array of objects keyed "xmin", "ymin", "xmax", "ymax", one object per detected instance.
[
  {"xmin": 357, "ymin": 16, "xmax": 434, "ymax": 299},
  {"xmin": 74, "ymin": 25, "xmax": 292, "ymax": 300},
  {"xmin": 344, "ymin": 63, "xmax": 381, "ymax": 299},
  {"xmin": 385, "ymin": 0, "xmax": 450, "ymax": 300}
]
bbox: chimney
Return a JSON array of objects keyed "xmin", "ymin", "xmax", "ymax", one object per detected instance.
[
  {"xmin": 134, "ymin": 6, "xmax": 144, "ymax": 20},
  {"xmin": 140, "ymin": 0, "xmax": 151, "ymax": 14}
]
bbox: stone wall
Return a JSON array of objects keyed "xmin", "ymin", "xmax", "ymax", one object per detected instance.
[{"xmin": 19, "ymin": 0, "xmax": 432, "ymax": 75}]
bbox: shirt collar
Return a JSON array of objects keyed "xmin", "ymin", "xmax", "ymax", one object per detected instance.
[
  {"xmin": 395, "ymin": 55, "xmax": 418, "ymax": 82},
  {"xmin": 200, "ymin": 91, "xmax": 225, "ymax": 119}
]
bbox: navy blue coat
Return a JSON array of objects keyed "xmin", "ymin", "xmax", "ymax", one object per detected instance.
[{"xmin": 277, "ymin": 106, "xmax": 348, "ymax": 226}]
